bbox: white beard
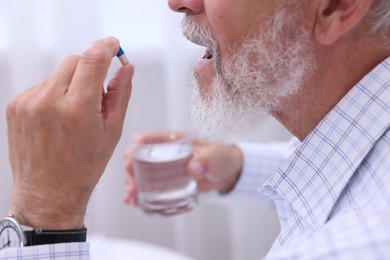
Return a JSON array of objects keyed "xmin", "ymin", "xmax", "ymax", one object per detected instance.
[{"xmin": 182, "ymin": 4, "xmax": 316, "ymax": 139}]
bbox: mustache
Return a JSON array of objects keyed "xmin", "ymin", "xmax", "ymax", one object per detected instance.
[{"xmin": 181, "ymin": 15, "xmax": 219, "ymax": 55}]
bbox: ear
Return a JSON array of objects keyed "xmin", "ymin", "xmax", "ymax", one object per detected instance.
[{"xmin": 314, "ymin": 0, "xmax": 374, "ymax": 45}]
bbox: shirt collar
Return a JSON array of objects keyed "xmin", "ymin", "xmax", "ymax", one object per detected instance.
[{"xmin": 262, "ymin": 56, "xmax": 390, "ymax": 230}]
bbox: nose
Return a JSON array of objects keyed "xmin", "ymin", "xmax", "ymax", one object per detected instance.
[{"xmin": 168, "ymin": 0, "xmax": 204, "ymax": 15}]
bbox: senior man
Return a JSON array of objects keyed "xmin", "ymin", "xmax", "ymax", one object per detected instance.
[{"xmin": 1, "ymin": 0, "xmax": 390, "ymax": 259}]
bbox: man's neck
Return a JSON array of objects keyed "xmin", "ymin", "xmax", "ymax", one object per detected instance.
[{"xmin": 272, "ymin": 37, "xmax": 390, "ymax": 141}]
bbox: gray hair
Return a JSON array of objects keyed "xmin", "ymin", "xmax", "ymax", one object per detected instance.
[{"xmin": 367, "ymin": 0, "xmax": 390, "ymax": 41}]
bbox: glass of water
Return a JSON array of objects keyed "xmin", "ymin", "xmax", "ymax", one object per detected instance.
[{"xmin": 132, "ymin": 135, "xmax": 198, "ymax": 216}]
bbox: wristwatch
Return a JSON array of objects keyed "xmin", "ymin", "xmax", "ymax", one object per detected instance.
[{"xmin": 0, "ymin": 215, "xmax": 87, "ymax": 250}]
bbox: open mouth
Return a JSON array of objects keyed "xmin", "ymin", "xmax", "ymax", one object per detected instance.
[
  {"xmin": 202, "ymin": 48, "xmax": 214, "ymax": 60},
  {"xmin": 193, "ymin": 47, "xmax": 215, "ymax": 73}
]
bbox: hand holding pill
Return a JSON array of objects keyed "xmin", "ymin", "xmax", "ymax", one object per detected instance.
[{"xmin": 6, "ymin": 37, "xmax": 134, "ymax": 230}]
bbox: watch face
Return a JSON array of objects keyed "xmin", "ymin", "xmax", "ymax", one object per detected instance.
[{"xmin": 0, "ymin": 218, "xmax": 24, "ymax": 250}]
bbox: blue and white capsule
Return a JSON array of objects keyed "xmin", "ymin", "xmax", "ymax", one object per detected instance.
[{"xmin": 116, "ymin": 47, "xmax": 129, "ymax": 65}]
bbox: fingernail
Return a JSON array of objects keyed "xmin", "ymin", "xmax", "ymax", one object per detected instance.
[{"xmin": 191, "ymin": 161, "xmax": 205, "ymax": 177}]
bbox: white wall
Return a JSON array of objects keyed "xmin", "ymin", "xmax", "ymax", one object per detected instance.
[{"xmin": 0, "ymin": 1, "xmax": 291, "ymax": 259}]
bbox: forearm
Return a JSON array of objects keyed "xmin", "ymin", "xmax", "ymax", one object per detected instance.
[{"xmin": 1, "ymin": 38, "xmax": 133, "ymax": 256}]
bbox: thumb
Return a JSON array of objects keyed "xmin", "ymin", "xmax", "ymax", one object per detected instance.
[
  {"xmin": 103, "ymin": 64, "xmax": 135, "ymax": 128},
  {"xmin": 188, "ymin": 159, "xmax": 206, "ymax": 180}
]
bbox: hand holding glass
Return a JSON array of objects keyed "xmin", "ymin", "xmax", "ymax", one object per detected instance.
[{"xmin": 132, "ymin": 136, "xmax": 198, "ymax": 216}]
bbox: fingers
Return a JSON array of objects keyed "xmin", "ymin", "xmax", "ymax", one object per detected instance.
[
  {"xmin": 196, "ymin": 181, "xmax": 216, "ymax": 193},
  {"xmin": 187, "ymin": 152, "xmax": 216, "ymax": 193},
  {"xmin": 187, "ymin": 139, "xmax": 240, "ymax": 193},
  {"xmin": 67, "ymin": 37, "xmax": 121, "ymax": 104},
  {"xmin": 44, "ymin": 55, "xmax": 81, "ymax": 94},
  {"xmin": 187, "ymin": 139, "xmax": 208, "ymax": 180},
  {"xmin": 123, "ymin": 146, "xmax": 138, "ymax": 206},
  {"xmin": 188, "ymin": 159, "xmax": 206, "ymax": 180},
  {"xmin": 102, "ymin": 64, "xmax": 135, "ymax": 137},
  {"xmin": 124, "ymin": 173, "xmax": 138, "ymax": 206}
]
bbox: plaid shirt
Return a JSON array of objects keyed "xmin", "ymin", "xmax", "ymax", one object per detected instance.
[
  {"xmin": 0, "ymin": 243, "xmax": 89, "ymax": 259},
  {"xmin": 1, "ymin": 58, "xmax": 390, "ymax": 259},
  {"xmin": 232, "ymin": 56, "xmax": 390, "ymax": 259}
]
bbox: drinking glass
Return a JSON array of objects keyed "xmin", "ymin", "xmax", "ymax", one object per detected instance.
[{"xmin": 132, "ymin": 135, "xmax": 198, "ymax": 216}]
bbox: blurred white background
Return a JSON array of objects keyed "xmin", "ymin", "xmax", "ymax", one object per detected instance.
[{"xmin": 0, "ymin": 1, "xmax": 292, "ymax": 259}]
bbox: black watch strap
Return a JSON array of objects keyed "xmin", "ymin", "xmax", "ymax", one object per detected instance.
[{"xmin": 25, "ymin": 227, "xmax": 87, "ymax": 246}]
